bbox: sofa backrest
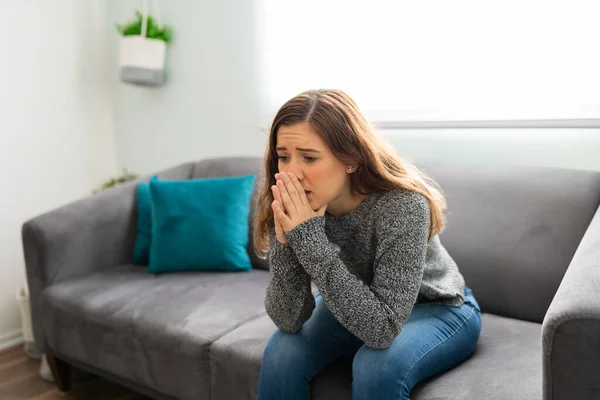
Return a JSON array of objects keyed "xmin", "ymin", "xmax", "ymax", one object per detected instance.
[
  {"xmin": 189, "ymin": 156, "xmax": 269, "ymax": 271},
  {"xmin": 419, "ymin": 162, "xmax": 600, "ymax": 323},
  {"xmin": 182, "ymin": 156, "xmax": 600, "ymax": 323}
]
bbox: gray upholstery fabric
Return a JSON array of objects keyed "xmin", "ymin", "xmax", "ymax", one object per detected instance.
[
  {"xmin": 21, "ymin": 163, "xmax": 194, "ymax": 353},
  {"xmin": 190, "ymin": 156, "xmax": 269, "ymax": 271},
  {"xmin": 140, "ymin": 162, "xmax": 195, "ymax": 182},
  {"xmin": 210, "ymin": 284, "xmax": 319, "ymax": 400},
  {"xmin": 542, "ymin": 205, "xmax": 600, "ymax": 400},
  {"xmin": 40, "ymin": 264, "xmax": 269, "ymax": 400},
  {"xmin": 411, "ymin": 313, "xmax": 542, "ymax": 400},
  {"xmin": 210, "ymin": 313, "xmax": 272, "ymax": 400},
  {"xmin": 210, "ymin": 312, "xmax": 542, "ymax": 400},
  {"xmin": 52, "ymin": 351, "xmax": 178, "ymax": 400},
  {"xmin": 418, "ymin": 163, "xmax": 600, "ymax": 323}
]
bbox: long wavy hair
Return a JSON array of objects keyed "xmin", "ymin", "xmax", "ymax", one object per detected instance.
[{"xmin": 253, "ymin": 89, "xmax": 447, "ymax": 259}]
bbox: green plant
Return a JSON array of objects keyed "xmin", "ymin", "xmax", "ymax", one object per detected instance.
[
  {"xmin": 92, "ymin": 169, "xmax": 139, "ymax": 194},
  {"xmin": 115, "ymin": 10, "xmax": 173, "ymax": 43}
]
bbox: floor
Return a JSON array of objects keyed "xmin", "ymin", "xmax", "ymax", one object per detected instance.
[{"xmin": 0, "ymin": 345, "xmax": 150, "ymax": 400}]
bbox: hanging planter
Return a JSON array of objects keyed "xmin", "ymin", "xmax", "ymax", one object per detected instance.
[{"xmin": 116, "ymin": 0, "xmax": 173, "ymax": 87}]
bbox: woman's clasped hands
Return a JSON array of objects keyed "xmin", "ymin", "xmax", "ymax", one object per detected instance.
[{"xmin": 271, "ymin": 172, "xmax": 327, "ymax": 244}]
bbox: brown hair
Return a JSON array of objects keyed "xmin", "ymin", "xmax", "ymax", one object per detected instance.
[{"xmin": 253, "ymin": 89, "xmax": 447, "ymax": 259}]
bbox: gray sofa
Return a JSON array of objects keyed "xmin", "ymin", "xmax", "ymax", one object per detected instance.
[{"xmin": 22, "ymin": 156, "xmax": 600, "ymax": 400}]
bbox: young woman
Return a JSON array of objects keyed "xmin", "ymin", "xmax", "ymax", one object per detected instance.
[{"xmin": 253, "ymin": 89, "xmax": 482, "ymax": 400}]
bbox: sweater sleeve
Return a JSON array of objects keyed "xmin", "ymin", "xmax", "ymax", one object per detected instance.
[
  {"xmin": 265, "ymin": 237, "xmax": 316, "ymax": 333},
  {"xmin": 285, "ymin": 192, "xmax": 430, "ymax": 349}
]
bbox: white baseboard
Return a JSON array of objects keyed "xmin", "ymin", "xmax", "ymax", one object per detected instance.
[{"xmin": 0, "ymin": 330, "xmax": 23, "ymax": 352}]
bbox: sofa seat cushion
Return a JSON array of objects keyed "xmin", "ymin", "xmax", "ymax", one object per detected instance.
[
  {"xmin": 209, "ymin": 313, "xmax": 542, "ymax": 400},
  {"xmin": 40, "ymin": 264, "xmax": 270, "ymax": 400},
  {"xmin": 411, "ymin": 313, "xmax": 542, "ymax": 399}
]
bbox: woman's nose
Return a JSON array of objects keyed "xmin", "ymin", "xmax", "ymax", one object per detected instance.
[{"xmin": 283, "ymin": 163, "xmax": 303, "ymax": 181}]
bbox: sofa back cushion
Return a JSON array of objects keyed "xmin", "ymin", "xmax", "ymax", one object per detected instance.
[
  {"xmin": 185, "ymin": 156, "xmax": 600, "ymax": 322},
  {"xmin": 419, "ymin": 162, "xmax": 600, "ymax": 323},
  {"xmin": 190, "ymin": 156, "xmax": 269, "ymax": 270}
]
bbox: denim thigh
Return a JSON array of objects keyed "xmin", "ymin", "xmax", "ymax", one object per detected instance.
[
  {"xmin": 258, "ymin": 294, "xmax": 363, "ymax": 400},
  {"xmin": 352, "ymin": 287, "xmax": 482, "ymax": 399}
]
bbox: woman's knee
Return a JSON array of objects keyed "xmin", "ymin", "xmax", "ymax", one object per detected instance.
[
  {"xmin": 353, "ymin": 348, "xmax": 412, "ymax": 399},
  {"xmin": 352, "ymin": 346, "xmax": 408, "ymax": 395},
  {"xmin": 262, "ymin": 329, "xmax": 306, "ymax": 370}
]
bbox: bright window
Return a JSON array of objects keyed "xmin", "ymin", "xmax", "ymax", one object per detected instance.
[{"xmin": 258, "ymin": 1, "xmax": 600, "ymax": 126}]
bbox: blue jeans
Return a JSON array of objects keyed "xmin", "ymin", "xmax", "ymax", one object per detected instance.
[{"xmin": 258, "ymin": 287, "xmax": 482, "ymax": 400}]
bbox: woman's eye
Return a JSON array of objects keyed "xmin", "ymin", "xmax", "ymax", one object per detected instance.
[
  {"xmin": 277, "ymin": 155, "xmax": 289, "ymax": 162},
  {"xmin": 304, "ymin": 156, "xmax": 317, "ymax": 163}
]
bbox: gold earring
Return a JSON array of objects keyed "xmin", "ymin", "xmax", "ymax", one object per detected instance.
[{"xmin": 347, "ymin": 166, "xmax": 354, "ymax": 173}]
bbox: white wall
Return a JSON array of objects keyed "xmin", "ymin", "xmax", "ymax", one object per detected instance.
[
  {"xmin": 106, "ymin": 0, "xmax": 264, "ymax": 176},
  {"xmin": 0, "ymin": 0, "xmax": 119, "ymax": 350},
  {"xmin": 105, "ymin": 2, "xmax": 600, "ymax": 175},
  {"xmin": 382, "ymin": 128, "xmax": 600, "ymax": 172}
]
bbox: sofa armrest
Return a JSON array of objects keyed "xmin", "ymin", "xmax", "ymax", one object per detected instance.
[
  {"xmin": 22, "ymin": 181, "xmax": 139, "ymax": 351},
  {"xmin": 542, "ymin": 205, "xmax": 600, "ymax": 400},
  {"xmin": 22, "ymin": 161, "xmax": 195, "ymax": 352}
]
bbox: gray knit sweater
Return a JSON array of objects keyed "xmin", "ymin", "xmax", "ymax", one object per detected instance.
[{"xmin": 265, "ymin": 188, "xmax": 466, "ymax": 349}]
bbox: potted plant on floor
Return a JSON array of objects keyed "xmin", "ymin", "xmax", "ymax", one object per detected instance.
[{"xmin": 116, "ymin": 0, "xmax": 173, "ymax": 87}]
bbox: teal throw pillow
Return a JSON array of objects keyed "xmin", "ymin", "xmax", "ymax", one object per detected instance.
[
  {"xmin": 132, "ymin": 182, "xmax": 152, "ymax": 265},
  {"xmin": 147, "ymin": 174, "xmax": 256, "ymax": 273}
]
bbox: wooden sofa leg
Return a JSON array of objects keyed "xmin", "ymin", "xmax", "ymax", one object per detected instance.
[{"xmin": 47, "ymin": 355, "xmax": 72, "ymax": 393}]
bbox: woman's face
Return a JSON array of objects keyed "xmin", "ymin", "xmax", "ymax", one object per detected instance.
[{"xmin": 275, "ymin": 122, "xmax": 352, "ymax": 212}]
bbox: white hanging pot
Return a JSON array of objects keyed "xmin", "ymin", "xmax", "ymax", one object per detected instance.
[
  {"xmin": 120, "ymin": 36, "xmax": 166, "ymax": 86},
  {"xmin": 119, "ymin": 0, "xmax": 168, "ymax": 87}
]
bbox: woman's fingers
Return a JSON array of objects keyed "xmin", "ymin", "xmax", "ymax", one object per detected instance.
[
  {"xmin": 272, "ymin": 200, "xmax": 291, "ymax": 231},
  {"xmin": 271, "ymin": 199, "xmax": 284, "ymax": 218},
  {"xmin": 271, "ymin": 185, "xmax": 285, "ymax": 213},
  {"xmin": 286, "ymin": 172, "xmax": 307, "ymax": 206},
  {"xmin": 280, "ymin": 172, "xmax": 304, "ymax": 207},
  {"xmin": 276, "ymin": 178, "xmax": 298, "ymax": 215}
]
